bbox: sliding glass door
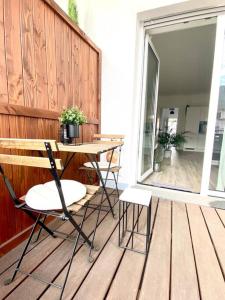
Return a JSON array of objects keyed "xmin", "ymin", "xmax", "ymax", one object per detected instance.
[
  {"xmin": 201, "ymin": 15, "xmax": 225, "ymax": 197},
  {"xmin": 138, "ymin": 35, "xmax": 160, "ymax": 182}
]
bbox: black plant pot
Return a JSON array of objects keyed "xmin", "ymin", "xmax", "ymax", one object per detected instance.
[
  {"xmin": 60, "ymin": 124, "xmax": 72, "ymax": 145},
  {"xmin": 68, "ymin": 124, "xmax": 80, "ymax": 138}
]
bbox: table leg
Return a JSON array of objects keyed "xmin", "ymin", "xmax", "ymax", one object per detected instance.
[{"xmin": 87, "ymin": 153, "xmax": 115, "ymax": 218}]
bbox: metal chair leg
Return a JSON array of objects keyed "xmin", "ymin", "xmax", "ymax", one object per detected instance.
[
  {"xmin": 88, "ymin": 193, "xmax": 104, "ymax": 262},
  {"xmin": 4, "ymin": 214, "xmax": 41, "ymax": 285},
  {"xmin": 32, "ymin": 215, "xmax": 47, "ymax": 244},
  {"xmin": 67, "ymin": 214, "xmax": 93, "ymax": 249},
  {"xmin": 59, "ymin": 203, "xmax": 88, "ymax": 299},
  {"xmin": 112, "ymin": 172, "xmax": 119, "ymax": 198}
]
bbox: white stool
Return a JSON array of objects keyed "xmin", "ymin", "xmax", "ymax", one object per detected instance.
[{"xmin": 118, "ymin": 188, "xmax": 152, "ymax": 255}]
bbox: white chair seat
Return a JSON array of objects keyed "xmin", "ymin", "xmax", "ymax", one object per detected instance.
[
  {"xmin": 25, "ymin": 180, "xmax": 87, "ymax": 210},
  {"xmin": 84, "ymin": 161, "xmax": 117, "ymax": 169},
  {"xmin": 119, "ymin": 188, "xmax": 152, "ymax": 207}
]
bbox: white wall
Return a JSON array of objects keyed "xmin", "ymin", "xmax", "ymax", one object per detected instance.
[
  {"xmin": 56, "ymin": 0, "xmax": 208, "ymax": 188},
  {"xmin": 56, "ymin": 0, "xmax": 188, "ymax": 188}
]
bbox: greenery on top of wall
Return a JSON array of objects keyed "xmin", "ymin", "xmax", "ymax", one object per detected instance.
[{"xmin": 68, "ymin": 0, "xmax": 78, "ymax": 25}]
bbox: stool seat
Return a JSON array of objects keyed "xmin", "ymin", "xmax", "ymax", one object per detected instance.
[{"xmin": 119, "ymin": 188, "xmax": 152, "ymax": 206}]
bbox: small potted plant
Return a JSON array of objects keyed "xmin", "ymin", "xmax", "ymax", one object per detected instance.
[{"xmin": 59, "ymin": 106, "xmax": 87, "ymax": 144}]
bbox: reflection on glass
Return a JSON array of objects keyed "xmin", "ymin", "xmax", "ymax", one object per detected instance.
[
  {"xmin": 209, "ymin": 34, "xmax": 225, "ymax": 192},
  {"xmin": 141, "ymin": 44, "xmax": 159, "ymax": 176}
]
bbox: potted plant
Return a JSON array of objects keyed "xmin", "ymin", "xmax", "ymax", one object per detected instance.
[
  {"xmin": 158, "ymin": 131, "xmax": 172, "ymax": 159},
  {"xmin": 59, "ymin": 106, "xmax": 87, "ymax": 144},
  {"xmin": 171, "ymin": 132, "xmax": 187, "ymax": 151}
]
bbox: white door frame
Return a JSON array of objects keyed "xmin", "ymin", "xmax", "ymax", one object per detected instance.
[
  {"xmin": 201, "ymin": 14, "xmax": 225, "ymax": 196},
  {"xmin": 138, "ymin": 35, "xmax": 160, "ymax": 182},
  {"xmin": 130, "ymin": 2, "xmax": 225, "ymax": 198}
]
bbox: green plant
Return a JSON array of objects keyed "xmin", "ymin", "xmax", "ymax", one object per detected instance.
[
  {"xmin": 68, "ymin": 0, "xmax": 78, "ymax": 25},
  {"xmin": 158, "ymin": 132, "xmax": 171, "ymax": 150},
  {"xmin": 59, "ymin": 106, "xmax": 87, "ymax": 125},
  {"xmin": 171, "ymin": 132, "xmax": 187, "ymax": 148}
]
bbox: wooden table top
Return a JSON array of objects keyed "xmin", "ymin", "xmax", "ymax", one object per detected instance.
[{"xmin": 57, "ymin": 142, "xmax": 123, "ymax": 154}]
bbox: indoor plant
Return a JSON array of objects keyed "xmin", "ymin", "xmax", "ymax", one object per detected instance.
[
  {"xmin": 158, "ymin": 131, "xmax": 172, "ymax": 159},
  {"xmin": 171, "ymin": 132, "xmax": 187, "ymax": 150},
  {"xmin": 59, "ymin": 106, "xmax": 87, "ymax": 144}
]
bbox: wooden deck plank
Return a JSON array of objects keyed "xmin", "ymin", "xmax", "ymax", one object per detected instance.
[
  {"xmin": 171, "ymin": 202, "xmax": 200, "ymax": 300},
  {"xmin": 187, "ymin": 204, "xmax": 225, "ymax": 300},
  {"xmin": 216, "ymin": 208, "xmax": 225, "ymax": 227},
  {"xmin": 138, "ymin": 200, "xmax": 172, "ymax": 300},
  {"xmin": 0, "ymin": 195, "xmax": 108, "ymax": 299},
  {"xmin": 40, "ymin": 202, "xmax": 120, "ymax": 299},
  {"xmin": 0, "ymin": 221, "xmax": 73, "ymax": 299},
  {"xmin": 201, "ymin": 206, "xmax": 225, "ymax": 277},
  {"xmin": 0, "ymin": 218, "xmax": 62, "ymax": 275},
  {"xmin": 72, "ymin": 206, "xmax": 136, "ymax": 300},
  {"xmin": 106, "ymin": 198, "xmax": 158, "ymax": 300},
  {"xmin": 2, "ymin": 200, "xmax": 225, "ymax": 300},
  {"xmin": 7, "ymin": 205, "xmax": 109, "ymax": 299}
]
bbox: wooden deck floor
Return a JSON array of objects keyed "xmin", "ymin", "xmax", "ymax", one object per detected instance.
[{"xmin": 1, "ymin": 197, "xmax": 225, "ymax": 300}]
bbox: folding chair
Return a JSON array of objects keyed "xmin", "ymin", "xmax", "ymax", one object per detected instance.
[
  {"xmin": 80, "ymin": 134, "xmax": 124, "ymax": 197},
  {"xmin": 0, "ymin": 138, "xmax": 100, "ymax": 299}
]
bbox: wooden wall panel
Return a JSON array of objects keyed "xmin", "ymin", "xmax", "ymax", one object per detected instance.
[
  {"xmin": 45, "ymin": 5, "xmax": 58, "ymax": 111},
  {"xmin": 0, "ymin": 0, "xmax": 8, "ymax": 104},
  {"xmin": 33, "ymin": 0, "xmax": 49, "ymax": 110},
  {"xmin": 0, "ymin": 0, "xmax": 101, "ymax": 252},
  {"xmin": 4, "ymin": 0, "xmax": 24, "ymax": 106},
  {"xmin": 21, "ymin": 0, "xmax": 37, "ymax": 108}
]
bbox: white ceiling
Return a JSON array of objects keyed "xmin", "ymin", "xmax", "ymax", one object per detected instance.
[{"xmin": 151, "ymin": 23, "xmax": 216, "ymax": 95}]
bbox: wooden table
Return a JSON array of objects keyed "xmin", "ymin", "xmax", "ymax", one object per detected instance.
[{"xmin": 57, "ymin": 142, "xmax": 124, "ymax": 218}]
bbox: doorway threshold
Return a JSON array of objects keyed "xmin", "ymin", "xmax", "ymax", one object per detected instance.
[{"xmin": 133, "ymin": 183, "xmax": 225, "ymax": 210}]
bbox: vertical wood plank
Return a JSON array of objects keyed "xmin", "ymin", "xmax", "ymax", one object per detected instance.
[
  {"xmin": 71, "ymin": 34, "xmax": 80, "ymax": 107},
  {"xmin": 20, "ymin": 0, "xmax": 36, "ymax": 108},
  {"xmin": 0, "ymin": 0, "xmax": 8, "ymax": 104},
  {"xmin": 45, "ymin": 4, "xmax": 58, "ymax": 111},
  {"xmin": 4, "ymin": 0, "xmax": 24, "ymax": 106},
  {"xmin": 64, "ymin": 26, "xmax": 73, "ymax": 106},
  {"xmin": 55, "ymin": 15, "xmax": 66, "ymax": 110},
  {"xmin": 32, "ymin": 0, "xmax": 48, "ymax": 109}
]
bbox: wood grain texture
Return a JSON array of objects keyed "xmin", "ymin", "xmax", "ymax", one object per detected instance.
[
  {"xmin": 0, "ymin": 0, "xmax": 8, "ymax": 104},
  {"xmin": 171, "ymin": 202, "xmax": 199, "ymax": 300},
  {"xmin": 139, "ymin": 200, "xmax": 172, "ymax": 300},
  {"xmin": 4, "ymin": 0, "xmax": 24, "ymax": 106},
  {"xmin": 0, "ymin": 0, "xmax": 101, "ymax": 247},
  {"xmin": 187, "ymin": 204, "xmax": 225, "ymax": 300}
]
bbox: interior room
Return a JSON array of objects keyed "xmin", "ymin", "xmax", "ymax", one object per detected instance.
[{"xmin": 143, "ymin": 19, "xmax": 217, "ymax": 193}]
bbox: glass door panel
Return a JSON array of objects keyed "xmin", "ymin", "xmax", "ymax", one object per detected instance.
[
  {"xmin": 138, "ymin": 36, "xmax": 160, "ymax": 182},
  {"xmin": 201, "ymin": 15, "xmax": 225, "ymax": 196},
  {"xmin": 209, "ymin": 32, "xmax": 225, "ymax": 193}
]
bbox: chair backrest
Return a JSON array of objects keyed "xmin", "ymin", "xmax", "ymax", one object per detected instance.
[
  {"xmin": 0, "ymin": 138, "xmax": 67, "ymax": 210},
  {"xmin": 93, "ymin": 134, "xmax": 124, "ymax": 165},
  {"xmin": 0, "ymin": 139, "xmax": 63, "ymax": 170}
]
